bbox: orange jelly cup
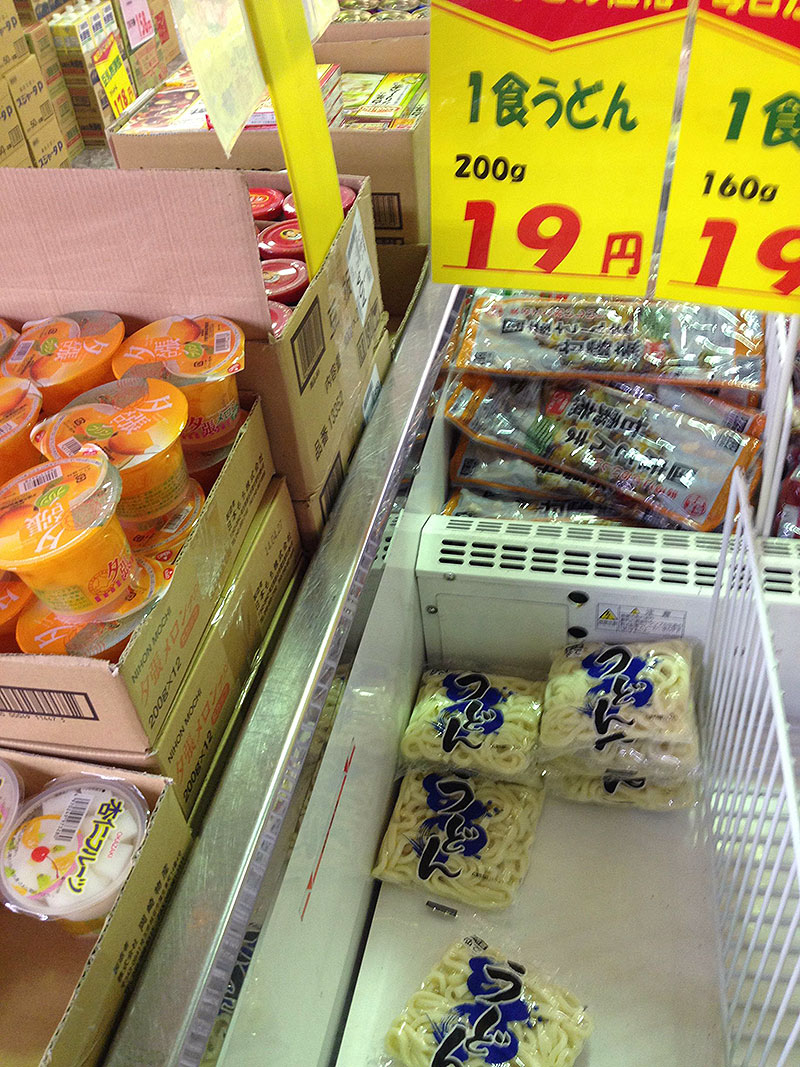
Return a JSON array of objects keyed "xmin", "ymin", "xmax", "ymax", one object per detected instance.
[
  {"xmin": 0, "ymin": 318, "xmax": 19, "ymax": 359},
  {"xmin": 112, "ymin": 315, "xmax": 244, "ymax": 452},
  {"xmin": 31, "ymin": 377, "xmax": 190, "ymax": 523},
  {"xmin": 0, "ymin": 454, "xmax": 136, "ymax": 620},
  {"xmin": 122, "ymin": 478, "xmax": 205, "ymax": 563},
  {"xmin": 0, "ymin": 312, "xmax": 125, "ymax": 417},
  {"xmin": 0, "ymin": 377, "xmax": 43, "ymax": 487},
  {"xmin": 16, "ymin": 556, "xmax": 173, "ymax": 659},
  {"xmin": 0, "ymin": 570, "xmax": 33, "ymax": 645}
]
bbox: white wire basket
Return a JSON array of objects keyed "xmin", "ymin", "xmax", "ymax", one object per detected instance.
[{"xmin": 703, "ymin": 469, "xmax": 800, "ymax": 1067}]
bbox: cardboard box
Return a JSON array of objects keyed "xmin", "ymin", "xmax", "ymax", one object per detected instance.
[
  {"xmin": 0, "ymin": 73, "xmax": 26, "ymax": 161},
  {"xmin": 0, "ymin": 749, "xmax": 190, "ymax": 1067},
  {"xmin": 128, "ymin": 29, "xmax": 165, "ymax": 95},
  {"xmin": 0, "ymin": 0, "xmax": 28, "ymax": 74},
  {"xmin": 315, "ymin": 15, "xmax": 429, "ymax": 72},
  {"xmin": 6, "ymin": 51, "xmax": 53, "ymax": 135},
  {"xmin": 13, "ymin": 0, "xmax": 57, "ymax": 24},
  {"xmin": 25, "ymin": 111, "xmax": 67, "ymax": 165},
  {"xmin": 377, "ymin": 242, "xmax": 429, "ymax": 340},
  {"xmin": 0, "ymin": 399, "xmax": 275, "ymax": 756},
  {"xmin": 23, "ymin": 17, "xmax": 59, "ymax": 78},
  {"xmin": 154, "ymin": 477, "xmax": 301, "ymax": 814},
  {"xmin": 0, "ymin": 137, "xmax": 30, "ymax": 163},
  {"xmin": 292, "ymin": 327, "xmax": 392, "ymax": 547},
  {"xmin": 147, "ymin": 0, "xmax": 179, "ymax": 64},
  {"xmin": 111, "ymin": 99, "xmax": 430, "ymax": 245}
]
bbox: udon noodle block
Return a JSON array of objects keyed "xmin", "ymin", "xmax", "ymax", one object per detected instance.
[
  {"xmin": 540, "ymin": 641, "xmax": 697, "ymax": 777},
  {"xmin": 399, "ymin": 670, "xmax": 545, "ymax": 779},
  {"xmin": 544, "ymin": 768, "xmax": 697, "ymax": 811},
  {"xmin": 385, "ymin": 935, "xmax": 593, "ymax": 1067},
  {"xmin": 373, "ymin": 771, "xmax": 543, "ymax": 909}
]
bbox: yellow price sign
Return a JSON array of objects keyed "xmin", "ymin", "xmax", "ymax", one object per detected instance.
[
  {"xmin": 93, "ymin": 37, "xmax": 137, "ymax": 119},
  {"xmin": 430, "ymin": 0, "xmax": 688, "ymax": 296},
  {"xmin": 657, "ymin": 3, "xmax": 800, "ymax": 312}
]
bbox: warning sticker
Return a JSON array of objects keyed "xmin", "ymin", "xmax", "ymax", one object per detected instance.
[{"xmin": 596, "ymin": 604, "xmax": 686, "ymax": 638}]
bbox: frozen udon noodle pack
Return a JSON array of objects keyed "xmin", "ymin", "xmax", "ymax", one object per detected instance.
[
  {"xmin": 399, "ymin": 669, "xmax": 545, "ymax": 780},
  {"xmin": 544, "ymin": 767, "xmax": 697, "ymax": 811},
  {"xmin": 443, "ymin": 489, "xmax": 626, "ymax": 526},
  {"xmin": 373, "ymin": 770, "xmax": 543, "ymax": 910},
  {"xmin": 384, "ymin": 935, "xmax": 592, "ymax": 1067},
  {"xmin": 539, "ymin": 641, "xmax": 698, "ymax": 778}
]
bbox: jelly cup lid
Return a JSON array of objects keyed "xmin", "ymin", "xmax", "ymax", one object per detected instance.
[
  {"xmin": 248, "ymin": 186, "xmax": 285, "ymax": 221},
  {"xmin": 0, "ymin": 454, "xmax": 123, "ymax": 568},
  {"xmin": 0, "ymin": 569, "xmax": 34, "ymax": 630},
  {"xmin": 112, "ymin": 316, "xmax": 245, "ymax": 384},
  {"xmin": 0, "ymin": 757, "xmax": 22, "ymax": 839},
  {"xmin": 0, "ymin": 377, "xmax": 43, "ymax": 449},
  {"xmin": 0, "ymin": 320, "xmax": 20, "ymax": 359},
  {"xmin": 0, "ymin": 775, "xmax": 149, "ymax": 920},
  {"xmin": 31, "ymin": 378, "xmax": 188, "ymax": 472},
  {"xmin": 269, "ymin": 302, "xmax": 293, "ymax": 339},
  {"xmin": 0, "ymin": 312, "xmax": 124, "ymax": 388},
  {"xmin": 16, "ymin": 557, "xmax": 173, "ymax": 656},
  {"xmin": 258, "ymin": 222, "xmax": 305, "ymax": 261},
  {"xmin": 122, "ymin": 479, "xmax": 205, "ymax": 558},
  {"xmin": 260, "ymin": 258, "xmax": 309, "ymax": 305},
  {"xmin": 283, "ymin": 185, "xmax": 356, "ymax": 218}
]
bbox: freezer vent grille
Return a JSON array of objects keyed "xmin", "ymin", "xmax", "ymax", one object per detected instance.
[{"xmin": 432, "ymin": 519, "xmax": 800, "ymax": 597}]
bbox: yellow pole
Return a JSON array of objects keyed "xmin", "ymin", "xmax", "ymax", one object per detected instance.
[{"xmin": 241, "ymin": 0, "xmax": 344, "ymax": 277}]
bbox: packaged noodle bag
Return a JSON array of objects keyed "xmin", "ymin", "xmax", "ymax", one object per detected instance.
[
  {"xmin": 450, "ymin": 437, "xmax": 606, "ymax": 503},
  {"xmin": 544, "ymin": 766, "xmax": 697, "ymax": 811},
  {"xmin": 399, "ymin": 669, "xmax": 545, "ymax": 779},
  {"xmin": 384, "ymin": 935, "xmax": 593, "ymax": 1067},
  {"xmin": 444, "ymin": 375, "xmax": 760, "ymax": 532},
  {"xmin": 539, "ymin": 642, "xmax": 699, "ymax": 780},
  {"xmin": 373, "ymin": 770, "xmax": 544, "ymax": 910},
  {"xmin": 443, "ymin": 488, "xmax": 628, "ymax": 525},
  {"xmin": 456, "ymin": 294, "xmax": 765, "ymax": 391}
]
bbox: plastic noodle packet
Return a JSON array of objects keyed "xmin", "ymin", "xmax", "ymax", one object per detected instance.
[
  {"xmin": 443, "ymin": 488, "xmax": 628, "ymax": 525},
  {"xmin": 399, "ymin": 669, "xmax": 545, "ymax": 779},
  {"xmin": 655, "ymin": 385, "xmax": 765, "ymax": 438},
  {"xmin": 456, "ymin": 294, "xmax": 764, "ymax": 391},
  {"xmin": 445, "ymin": 375, "xmax": 760, "ymax": 532},
  {"xmin": 384, "ymin": 935, "xmax": 593, "ymax": 1067},
  {"xmin": 450, "ymin": 437, "xmax": 607, "ymax": 504},
  {"xmin": 545, "ymin": 768, "xmax": 697, "ymax": 811},
  {"xmin": 544, "ymin": 722, "xmax": 701, "ymax": 780},
  {"xmin": 373, "ymin": 770, "xmax": 543, "ymax": 910},
  {"xmin": 441, "ymin": 289, "xmax": 476, "ymax": 371},
  {"xmin": 540, "ymin": 641, "xmax": 696, "ymax": 761}
]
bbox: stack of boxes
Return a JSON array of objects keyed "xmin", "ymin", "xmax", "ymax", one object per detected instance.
[{"xmin": 24, "ymin": 18, "xmax": 82, "ymax": 158}]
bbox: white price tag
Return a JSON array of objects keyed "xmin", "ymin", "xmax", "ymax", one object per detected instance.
[
  {"xmin": 346, "ymin": 209, "xmax": 374, "ymax": 327},
  {"xmin": 121, "ymin": 0, "xmax": 155, "ymax": 49}
]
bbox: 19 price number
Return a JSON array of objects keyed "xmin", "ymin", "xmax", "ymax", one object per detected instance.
[{"xmin": 696, "ymin": 220, "xmax": 800, "ymax": 296}]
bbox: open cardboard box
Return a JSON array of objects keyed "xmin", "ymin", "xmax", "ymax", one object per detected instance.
[
  {"xmin": 0, "ymin": 749, "xmax": 191, "ymax": 1067},
  {"xmin": 377, "ymin": 243, "xmax": 429, "ymax": 343},
  {"xmin": 0, "ymin": 401, "xmax": 274, "ymax": 757},
  {"xmin": 314, "ymin": 14, "xmax": 430, "ymax": 72}
]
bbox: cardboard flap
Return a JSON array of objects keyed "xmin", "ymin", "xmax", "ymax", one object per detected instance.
[{"xmin": 0, "ymin": 169, "xmax": 272, "ymax": 337}]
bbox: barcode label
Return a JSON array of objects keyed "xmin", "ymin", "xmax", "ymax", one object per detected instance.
[
  {"xmin": 0, "ymin": 685, "xmax": 98, "ymax": 720},
  {"xmin": 715, "ymin": 431, "xmax": 742, "ymax": 455},
  {"xmin": 20, "ymin": 466, "xmax": 62, "ymax": 493},
  {"xmin": 9, "ymin": 127, "xmax": 22, "ymax": 147},
  {"xmin": 214, "ymin": 330, "xmax": 232, "ymax": 355},
  {"xmin": 0, "ymin": 419, "xmax": 15, "ymax": 438},
  {"xmin": 54, "ymin": 794, "xmax": 92, "ymax": 843},
  {"xmin": 292, "ymin": 299, "xmax": 325, "ymax": 393},
  {"xmin": 7, "ymin": 339, "xmax": 33, "ymax": 365},
  {"xmin": 371, "ymin": 192, "xmax": 403, "ymax": 230},
  {"xmin": 59, "ymin": 436, "xmax": 84, "ymax": 457},
  {"xmin": 164, "ymin": 503, "xmax": 191, "ymax": 534}
]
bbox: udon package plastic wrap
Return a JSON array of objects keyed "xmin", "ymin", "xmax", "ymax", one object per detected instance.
[
  {"xmin": 0, "ymin": 454, "xmax": 137, "ymax": 620},
  {"xmin": 373, "ymin": 770, "xmax": 543, "ymax": 910},
  {"xmin": 31, "ymin": 377, "xmax": 190, "ymax": 524},
  {"xmin": 0, "ymin": 312, "xmax": 125, "ymax": 416},
  {"xmin": 443, "ymin": 489, "xmax": 628, "ymax": 525},
  {"xmin": 445, "ymin": 375, "xmax": 760, "ymax": 532},
  {"xmin": 112, "ymin": 316, "xmax": 244, "ymax": 452},
  {"xmin": 456, "ymin": 295, "xmax": 765, "ymax": 391},
  {"xmin": 0, "ymin": 775, "xmax": 148, "ymax": 935},
  {"xmin": 539, "ymin": 642, "xmax": 698, "ymax": 780},
  {"xmin": 384, "ymin": 935, "xmax": 593, "ymax": 1067},
  {"xmin": 544, "ymin": 767, "xmax": 697, "ymax": 811},
  {"xmin": 399, "ymin": 669, "xmax": 544, "ymax": 780},
  {"xmin": 450, "ymin": 437, "xmax": 607, "ymax": 503}
]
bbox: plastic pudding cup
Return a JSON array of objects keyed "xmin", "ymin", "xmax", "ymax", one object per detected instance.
[
  {"xmin": 283, "ymin": 185, "xmax": 356, "ymax": 219},
  {"xmin": 0, "ymin": 377, "xmax": 43, "ymax": 486},
  {"xmin": 31, "ymin": 377, "xmax": 190, "ymax": 523},
  {"xmin": 0, "ymin": 455, "xmax": 137, "ymax": 620},
  {"xmin": 258, "ymin": 221, "xmax": 305, "ymax": 261},
  {"xmin": 0, "ymin": 569, "xmax": 34, "ymax": 643},
  {"xmin": 0, "ymin": 775, "xmax": 149, "ymax": 935},
  {"xmin": 121, "ymin": 478, "xmax": 205, "ymax": 563},
  {"xmin": 16, "ymin": 557, "xmax": 173, "ymax": 659},
  {"xmin": 0, "ymin": 312, "xmax": 125, "ymax": 417},
  {"xmin": 248, "ymin": 186, "xmax": 285, "ymax": 222},
  {"xmin": 260, "ymin": 258, "xmax": 309, "ymax": 305},
  {"xmin": 0, "ymin": 757, "xmax": 22, "ymax": 839},
  {"xmin": 112, "ymin": 316, "xmax": 245, "ymax": 452}
]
